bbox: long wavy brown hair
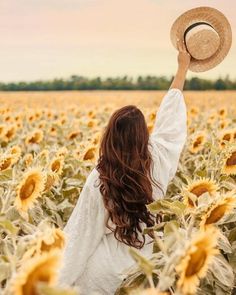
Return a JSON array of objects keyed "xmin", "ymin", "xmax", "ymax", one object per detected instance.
[{"xmin": 96, "ymin": 105, "xmax": 161, "ymax": 249}]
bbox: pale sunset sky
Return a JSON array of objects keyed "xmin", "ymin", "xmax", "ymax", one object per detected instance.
[{"xmin": 0, "ymin": 0, "xmax": 235, "ymax": 82}]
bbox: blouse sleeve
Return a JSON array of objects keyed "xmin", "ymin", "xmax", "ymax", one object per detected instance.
[
  {"xmin": 149, "ymin": 88, "xmax": 187, "ymax": 187},
  {"xmin": 57, "ymin": 175, "xmax": 106, "ymax": 287}
]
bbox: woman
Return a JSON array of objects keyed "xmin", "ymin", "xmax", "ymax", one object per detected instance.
[{"xmin": 58, "ymin": 41, "xmax": 190, "ymax": 294}]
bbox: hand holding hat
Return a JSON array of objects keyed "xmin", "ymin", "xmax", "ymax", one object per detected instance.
[
  {"xmin": 171, "ymin": 7, "xmax": 232, "ymax": 72},
  {"xmin": 176, "ymin": 39, "xmax": 191, "ymax": 72}
]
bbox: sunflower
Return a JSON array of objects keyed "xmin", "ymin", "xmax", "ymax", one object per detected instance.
[
  {"xmin": 182, "ymin": 178, "xmax": 219, "ymax": 208},
  {"xmin": 3, "ymin": 114, "xmax": 12, "ymax": 122},
  {"xmin": 22, "ymin": 227, "xmax": 65, "ymax": 262},
  {"xmin": 40, "ymin": 228, "xmax": 65, "ymax": 252},
  {"xmin": 207, "ymin": 112, "xmax": 217, "ymax": 124},
  {"xmin": 0, "ymin": 154, "xmax": 15, "ymax": 171},
  {"xmin": 37, "ymin": 120, "xmax": 47, "ymax": 129},
  {"xmin": 148, "ymin": 111, "xmax": 157, "ymax": 122},
  {"xmin": 219, "ymin": 119, "xmax": 230, "ymax": 130},
  {"xmin": 147, "ymin": 123, "xmax": 154, "ymax": 134},
  {"xmin": 232, "ymin": 128, "xmax": 236, "ymax": 141},
  {"xmin": 15, "ymin": 168, "xmax": 45, "ymax": 211},
  {"xmin": 68, "ymin": 130, "xmax": 81, "ymax": 140},
  {"xmin": 87, "ymin": 110, "xmax": 96, "ymax": 119},
  {"xmin": 49, "ymin": 125, "xmax": 57, "ymax": 137},
  {"xmin": 73, "ymin": 147, "xmax": 82, "ymax": 160},
  {"xmin": 44, "ymin": 172, "xmax": 58, "ymax": 192},
  {"xmin": 3, "ymin": 125, "xmax": 17, "ymax": 142},
  {"xmin": 11, "ymin": 250, "xmax": 61, "ymax": 295},
  {"xmin": 27, "ymin": 114, "xmax": 36, "ymax": 122},
  {"xmin": 49, "ymin": 156, "xmax": 64, "ymax": 176},
  {"xmin": 87, "ymin": 119, "xmax": 98, "ymax": 128},
  {"xmin": 188, "ymin": 107, "xmax": 199, "ymax": 117},
  {"xmin": 37, "ymin": 149, "xmax": 49, "ymax": 161},
  {"xmin": 176, "ymin": 227, "xmax": 219, "ymax": 295},
  {"xmin": 60, "ymin": 117, "xmax": 67, "ymax": 125},
  {"xmin": 47, "ymin": 110, "xmax": 53, "ymax": 119},
  {"xmin": 82, "ymin": 145, "xmax": 97, "ymax": 161},
  {"xmin": 56, "ymin": 147, "xmax": 68, "ymax": 157},
  {"xmin": 90, "ymin": 131, "xmax": 101, "ymax": 145},
  {"xmin": 218, "ymin": 107, "xmax": 227, "ymax": 118},
  {"xmin": 14, "ymin": 114, "xmax": 22, "ymax": 122},
  {"xmin": 9, "ymin": 145, "xmax": 22, "ymax": 157},
  {"xmin": 188, "ymin": 126, "xmax": 195, "ymax": 135},
  {"xmin": 17, "ymin": 122, "xmax": 23, "ymax": 129},
  {"xmin": 0, "ymin": 124, "xmax": 6, "ymax": 137},
  {"xmin": 200, "ymin": 192, "xmax": 236, "ymax": 228},
  {"xmin": 221, "ymin": 148, "xmax": 236, "ymax": 175},
  {"xmin": 35, "ymin": 110, "xmax": 42, "ymax": 119},
  {"xmin": 188, "ymin": 131, "xmax": 207, "ymax": 154},
  {"xmin": 23, "ymin": 153, "xmax": 34, "ymax": 167},
  {"xmin": 218, "ymin": 130, "xmax": 233, "ymax": 149},
  {"xmin": 25, "ymin": 130, "xmax": 44, "ymax": 144}
]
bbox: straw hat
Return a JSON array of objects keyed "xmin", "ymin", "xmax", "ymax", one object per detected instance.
[{"xmin": 170, "ymin": 7, "xmax": 232, "ymax": 72}]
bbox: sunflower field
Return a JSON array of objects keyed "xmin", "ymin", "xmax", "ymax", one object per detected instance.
[{"xmin": 0, "ymin": 91, "xmax": 235, "ymax": 295}]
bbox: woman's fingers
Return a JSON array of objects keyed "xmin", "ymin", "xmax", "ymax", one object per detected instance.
[
  {"xmin": 177, "ymin": 39, "xmax": 181, "ymax": 51},
  {"xmin": 177, "ymin": 39, "xmax": 185, "ymax": 52}
]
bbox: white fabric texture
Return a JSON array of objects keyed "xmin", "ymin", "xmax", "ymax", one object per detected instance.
[{"xmin": 57, "ymin": 88, "xmax": 187, "ymax": 295}]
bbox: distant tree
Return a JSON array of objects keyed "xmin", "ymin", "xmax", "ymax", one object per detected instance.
[
  {"xmin": 0, "ymin": 75, "xmax": 235, "ymax": 91},
  {"xmin": 214, "ymin": 78, "xmax": 227, "ymax": 90}
]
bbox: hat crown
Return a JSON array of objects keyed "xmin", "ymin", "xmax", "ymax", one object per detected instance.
[{"xmin": 185, "ymin": 23, "xmax": 220, "ymax": 60}]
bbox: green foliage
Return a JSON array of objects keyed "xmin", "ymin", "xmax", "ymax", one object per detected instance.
[{"xmin": 0, "ymin": 75, "xmax": 236, "ymax": 91}]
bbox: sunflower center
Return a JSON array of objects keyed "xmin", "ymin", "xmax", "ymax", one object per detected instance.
[
  {"xmin": 83, "ymin": 148, "xmax": 95, "ymax": 160},
  {"xmin": 219, "ymin": 110, "xmax": 225, "ymax": 116},
  {"xmin": 69, "ymin": 132, "xmax": 79, "ymax": 140},
  {"xmin": 193, "ymin": 137, "xmax": 203, "ymax": 148},
  {"xmin": 29, "ymin": 134, "xmax": 40, "ymax": 143},
  {"xmin": 205, "ymin": 204, "xmax": 228, "ymax": 225},
  {"xmin": 226, "ymin": 152, "xmax": 236, "ymax": 166},
  {"xmin": 223, "ymin": 134, "xmax": 231, "ymax": 141},
  {"xmin": 185, "ymin": 247, "xmax": 207, "ymax": 277},
  {"xmin": 20, "ymin": 178, "xmax": 36, "ymax": 200},
  {"xmin": 0, "ymin": 158, "xmax": 12, "ymax": 171},
  {"xmin": 190, "ymin": 185, "xmax": 209, "ymax": 197},
  {"xmin": 41, "ymin": 233, "xmax": 64, "ymax": 252},
  {"xmin": 51, "ymin": 160, "xmax": 60, "ymax": 172},
  {"xmin": 6, "ymin": 128, "xmax": 14, "ymax": 138},
  {"xmin": 22, "ymin": 262, "xmax": 52, "ymax": 295}
]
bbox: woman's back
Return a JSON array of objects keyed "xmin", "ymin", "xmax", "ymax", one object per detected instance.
[{"xmin": 58, "ymin": 88, "xmax": 187, "ymax": 295}]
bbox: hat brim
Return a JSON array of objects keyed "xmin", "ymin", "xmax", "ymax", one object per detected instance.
[{"xmin": 170, "ymin": 7, "xmax": 232, "ymax": 72}]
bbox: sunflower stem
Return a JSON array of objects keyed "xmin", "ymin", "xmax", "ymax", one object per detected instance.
[
  {"xmin": 187, "ymin": 213, "xmax": 195, "ymax": 237},
  {"xmin": 147, "ymin": 274, "xmax": 155, "ymax": 288}
]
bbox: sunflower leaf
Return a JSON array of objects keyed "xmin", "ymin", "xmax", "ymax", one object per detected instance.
[
  {"xmin": 0, "ymin": 219, "xmax": 19, "ymax": 235},
  {"xmin": 129, "ymin": 248, "xmax": 154, "ymax": 277},
  {"xmin": 0, "ymin": 169, "xmax": 13, "ymax": 182},
  {"xmin": 209, "ymin": 255, "xmax": 234, "ymax": 287},
  {"xmin": 147, "ymin": 199, "xmax": 186, "ymax": 216},
  {"xmin": 0, "ymin": 262, "xmax": 11, "ymax": 282}
]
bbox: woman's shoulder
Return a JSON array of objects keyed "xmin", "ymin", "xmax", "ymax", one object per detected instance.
[
  {"xmin": 85, "ymin": 167, "xmax": 100, "ymax": 189},
  {"xmin": 82, "ymin": 167, "xmax": 104, "ymax": 205}
]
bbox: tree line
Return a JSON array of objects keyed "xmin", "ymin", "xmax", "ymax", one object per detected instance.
[{"xmin": 0, "ymin": 75, "xmax": 235, "ymax": 91}]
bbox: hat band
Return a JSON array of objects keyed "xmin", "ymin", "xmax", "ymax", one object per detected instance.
[{"xmin": 184, "ymin": 21, "xmax": 214, "ymax": 42}]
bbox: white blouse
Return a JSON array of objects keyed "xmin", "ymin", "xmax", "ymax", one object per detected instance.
[{"xmin": 58, "ymin": 88, "xmax": 187, "ymax": 295}]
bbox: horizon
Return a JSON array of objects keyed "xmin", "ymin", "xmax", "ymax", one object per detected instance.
[
  {"xmin": 0, "ymin": 73, "xmax": 235, "ymax": 84},
  {"xmin": 0, "ymin": 0, "xmax": 235, "ymax": 82}
]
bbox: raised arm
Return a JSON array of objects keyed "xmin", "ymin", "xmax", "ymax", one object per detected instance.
[
  {"xmin": 149, "ymin": 41, "xmax": 190, "ymax": 192},
  {"xmin": 170, "ymin": 39, "xmax": 191, "ymax": 91}
]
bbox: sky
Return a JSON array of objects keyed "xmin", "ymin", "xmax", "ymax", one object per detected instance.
[{"xmin": 0, "ymin": 0, "xmax": 235, "ymax": 82}]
